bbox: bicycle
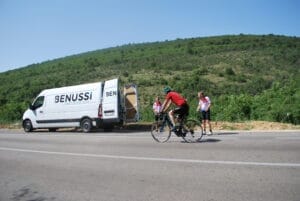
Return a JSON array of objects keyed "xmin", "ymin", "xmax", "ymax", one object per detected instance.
[{"xmin": 151, "ymin": 112, "xmax": 203, "ymax": 143}]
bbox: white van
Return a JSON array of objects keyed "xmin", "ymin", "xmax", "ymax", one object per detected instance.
[{"xmin": 22, "ymin": 78, "xmax": 139, "ymax": 132}]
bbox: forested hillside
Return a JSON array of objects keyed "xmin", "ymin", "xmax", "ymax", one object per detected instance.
[{"xmin": 0, "ymin": 34, "xmax": 299, "ymax": 124}]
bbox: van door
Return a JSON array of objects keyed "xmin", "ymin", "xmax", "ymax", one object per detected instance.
[
  {"xmin": 102, "ymin": 79, "xmax": 119, "ymax": 122},
  {"xmin": 31, "ymin": 96, "xmax": 47, "ymax": 127},
  {"xmin": 123, "ymin": 84, "xmax": 139, "ymax": 122}
]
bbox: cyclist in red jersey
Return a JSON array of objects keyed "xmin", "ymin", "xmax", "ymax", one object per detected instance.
[{"xmin": 161, "ymin": 86, "xmax": 189, "ymax": 130}]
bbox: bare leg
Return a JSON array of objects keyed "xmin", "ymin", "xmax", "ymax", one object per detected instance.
[
  {"xmin": 202, "ymin": 119, "xmax": 206, "ymax": 133},
  {"xmin": 168, "ymin": 110, "xmax": 175, "ymax": 127},
  {"xmin": 208, "ymin": 120, "xmax": 212, "ymax": 131}
]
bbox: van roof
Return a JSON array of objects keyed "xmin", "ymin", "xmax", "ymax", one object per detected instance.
[{"xmin": 39, "ymin": 81, "xmax": 103, "ymax": 96}]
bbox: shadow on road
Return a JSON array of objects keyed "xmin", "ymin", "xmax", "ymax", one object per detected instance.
[
  {"xmin": 180, "ymin": 137, "xmax": 221, "ymax": 144},
  {"xmin": 215, "ymin": 132, "xmax": 239, "ymax": 135},
  {"xmin": 199, "ymin": 138, "xmax": 221, "ymax": 143}
]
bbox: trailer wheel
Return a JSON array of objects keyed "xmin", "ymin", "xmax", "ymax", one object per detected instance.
[
  {"xmin": 81, "ymin": 118, "xmax": 92, "ymax": 133},
  {"xmin": 23, "ymin": 120, "xmax": 33, "ymax": 132}
]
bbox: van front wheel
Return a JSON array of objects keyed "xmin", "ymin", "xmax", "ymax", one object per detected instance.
[
  {"xmin": 23, "ymin": 120, "xmax": 33, "ymax": 132},
  {"xmin": 81, "ymin": 118, "xmax": 92, "ymax": 133}
]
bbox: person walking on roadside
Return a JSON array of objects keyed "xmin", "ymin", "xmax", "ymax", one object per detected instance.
[{"xmin": 196, "ymin": 91, "xmax": 213, "ymax": 135}]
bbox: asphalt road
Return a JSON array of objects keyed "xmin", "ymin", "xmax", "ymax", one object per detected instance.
[{"xmin": 0, "ymin": 129, "xmax": 299, "ymax": 201}]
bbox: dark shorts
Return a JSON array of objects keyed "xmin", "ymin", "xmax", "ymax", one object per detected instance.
[
  {"xmin": 154, "ymin": 114, "xmax": 160, "ymax": 121},
  {"xmin": 201, "ymin": 110, "xmax": 211, "ymax": 120},
  {"xmin": 173, "ymin": 103, "xmax": 189, "ymax": 118}
]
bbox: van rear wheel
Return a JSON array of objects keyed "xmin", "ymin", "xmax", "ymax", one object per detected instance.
[
  {"xmin": 81, "ymin": 118, "xmax": 92, "ymax": 133},
  {"xmin": 23, "ymin": 120, "xmax": 33, "ymax": 132}
]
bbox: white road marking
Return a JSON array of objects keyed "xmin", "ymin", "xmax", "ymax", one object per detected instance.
[{"xmin": 0, "ymin": 147, "xmax": 299, "ymax": 168}]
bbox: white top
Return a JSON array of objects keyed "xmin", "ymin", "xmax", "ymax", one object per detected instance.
[
  {"xmin": 153, "ymin": 101, "xmax": 161, "ymax": 113},
  {"xmin": 199, "ymin": 96, "xmax": 211, "ymax": 111}
]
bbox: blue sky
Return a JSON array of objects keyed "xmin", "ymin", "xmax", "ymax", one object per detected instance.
[{"xmin": 0, "ymin": 0, "xmax": 299, "ymax": 72}]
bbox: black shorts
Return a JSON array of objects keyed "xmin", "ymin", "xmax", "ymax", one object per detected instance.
[
  {"xmin": 154, "ymin": 114, "xmax": 160, "ymax": 121},
  {"xmin": 173, "ymin": 103, "xmax": 189, "ymax": 118},
  {"xmin": 201, "ymin": 110, "xmax": 211, "ymax": 120}
]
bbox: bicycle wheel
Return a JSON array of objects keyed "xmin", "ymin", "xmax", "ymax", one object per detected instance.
[
  {"xmin": 151, "ymin": 122, "xmax": 171, "ymax": 143},
  {"xmin": 182, "ymin": 119, "xmax": 203, "ymax": 143}
]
